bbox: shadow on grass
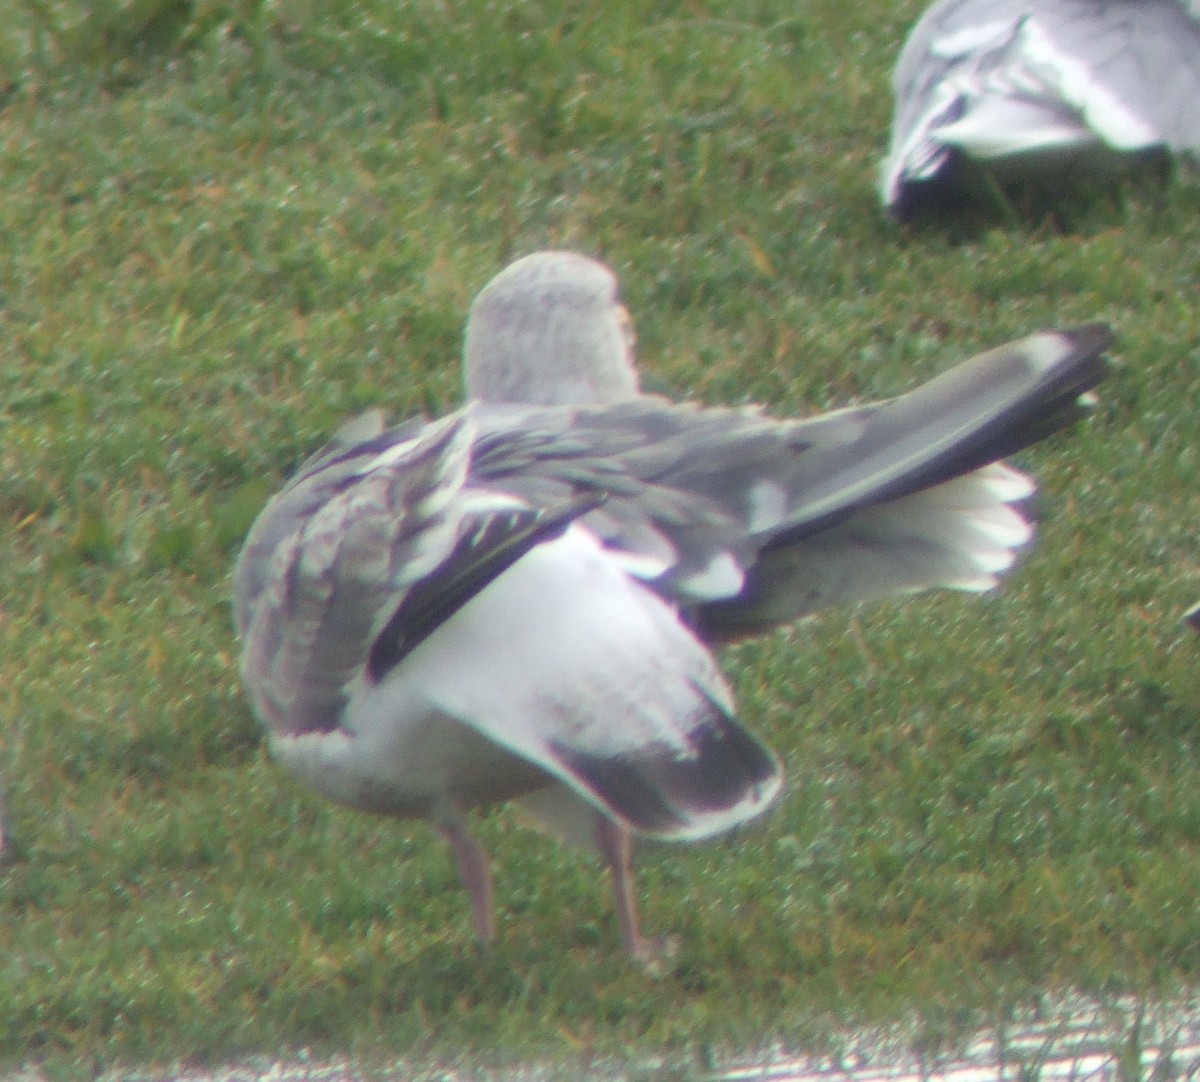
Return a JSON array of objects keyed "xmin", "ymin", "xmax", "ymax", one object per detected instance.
[{"xmin": 889, "ymin": 152, "xmax": 1183, "ymax": 242}]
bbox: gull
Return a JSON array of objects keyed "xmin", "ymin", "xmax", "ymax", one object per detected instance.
[
  {"xmin": 880, "ymin": 0, "xmax": 1200, "ymax": 217},
  {"xmin": 234, "ymin": 253, "xmax": 1111, "ymax": 956}
]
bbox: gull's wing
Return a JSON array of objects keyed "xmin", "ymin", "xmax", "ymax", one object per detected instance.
[
  {"xmin": 459, "ymin": 253, "xmax": 1110, "ymax": 635},
  {"xmin": 236, "ymin": 412, "xmax": 474, "ymax": 738},
  {"xmin": 465, "ymin": 324, "xmax": 1111, "ymax": 635},
  {"xmin": 698, "ymin": 324, "xmax": 1110, "ymax": 635},
  {"xmin": 233, "ymin": 408, "xmax": 415, "ymax": 636},
  {"xmin": 236, "ymin": 406, "xmax": 781, "ymax": 842},
  {"xmin": 882, "ymin": 0, "xmax": 1200, "ymax": 214},
  {"xmin": 467, "ymin": 398, "xmax": 802, "ymax": 599}
]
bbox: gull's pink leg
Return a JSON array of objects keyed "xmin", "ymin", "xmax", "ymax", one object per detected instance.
[
  {"xmin": 437, "ymin": 817, "xmax": 496, "ymax": 945},
  {"xmin": 594, "ymin": 814, "xmax": 650, "ymax": 957}
]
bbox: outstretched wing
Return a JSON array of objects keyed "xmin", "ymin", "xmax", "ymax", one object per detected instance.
[{"xmin": 463, "ymin": 324, "xmax": 1110, "ymax": 635}]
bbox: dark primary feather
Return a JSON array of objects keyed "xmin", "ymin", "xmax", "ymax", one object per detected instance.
[
  {"xmin": 762, "ymin": 323, "xmax": 1113, "ymax": 548},
  {"xmin": 549, "ymin": 701, "xmax": 782, "ymax": 836}
]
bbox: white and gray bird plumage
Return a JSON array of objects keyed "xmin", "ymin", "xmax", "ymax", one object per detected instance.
[
  {"xmin": 464, "ymin": 250, "xmax": 640, "ymax": 406},
  {"xmin": 881, "ymin": 0, "xmax": 1200, "ymax": 217},
  {"xmin": 234, "ymin": 251, "xmax": 1111, "ymax": 955}
]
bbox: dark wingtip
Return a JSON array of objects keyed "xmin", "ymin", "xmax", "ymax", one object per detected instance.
[
  {"xmin": 1184, "ymin": 602, "xmax": 1200, "ymax": 634},
  {"xmin": 551, "ymin": 709, "xmax": 781, "ymax": 840},
  {"xmin": 1062, "ymin": 321, "xmax": 1115, "ymax": 358}
]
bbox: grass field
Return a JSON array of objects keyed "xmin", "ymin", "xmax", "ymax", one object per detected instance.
[{"xmin": 2, "ymin": 0, "xmax": 1199, "ymax": 1077}]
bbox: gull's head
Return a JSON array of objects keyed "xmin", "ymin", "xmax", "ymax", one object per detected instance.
[{"xmin": 463, "ymin": 250, "xmax": 640, "ymax": 406}]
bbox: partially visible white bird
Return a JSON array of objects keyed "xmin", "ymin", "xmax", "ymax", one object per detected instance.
[
  {"xmin": 234, "ymin": 250, "xmax": 1111, "ymax": 956},
  {"xmin": 880, "ymin": 0, "xmax": 1200, "ymax": 218}
]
